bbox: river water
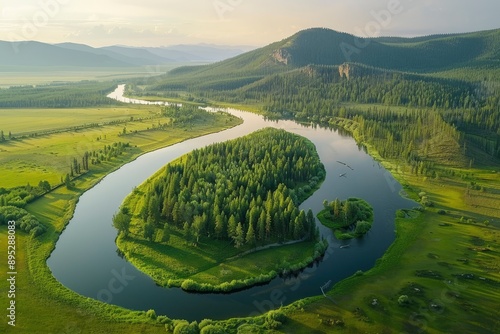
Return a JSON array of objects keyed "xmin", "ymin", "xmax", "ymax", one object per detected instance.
[{"xmin": 47, "ymin": 85, "xmax": 415, "ymax": 321}]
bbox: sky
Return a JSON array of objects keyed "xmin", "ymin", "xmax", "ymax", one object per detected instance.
[{"xmin": 0, "ymin": 0, "xmax": 499, "ymax": 47}]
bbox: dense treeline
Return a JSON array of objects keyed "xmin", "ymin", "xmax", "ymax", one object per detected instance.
[
  {"xmin": 0, "ymin": 81, "xmax": 120, "ymax": 108},
  {"xmin": 162, "ymin": 104, "xmax": 221, "ymax": 125},
  {"xmin": 139, "ymin": 66, "xmax": 480, "ymax": 116},
  {"xmin": 133, "ymin": 128, "xmax": 325, "ymax": 247},
  {"xmin": 144, "ymin": 63, "xmax": 499, "ymax": 163},
  {"xmin": 0, "ymin": 182, "xmax": 51, "ymax": 208},
  {"xmin": 200, "ymin": 67, "xmax": 480, "ymax": 117},
  {"xmin": 332, "ymin": 106, "xmax": 467, "ymax": 170}
]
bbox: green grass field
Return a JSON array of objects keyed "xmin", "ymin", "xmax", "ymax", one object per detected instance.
[
  {"xmin": 277, "ymin": 133, "xmax": 500, "ymax": 333},
  {"xmin": 1, "ymin": 88, "xmax": 498, "ymax": 333},
  {"xmin": 0, "ymin": 105, "xmax": 240, "ymax": 189},
  {"xmin": 117, "ymin": 229, "xmax": 320, "ymax": 289},
  {"xmin": 0, "ymin": 106, "xmax": 158, "ymax": 134},
  {"xmin": 0, "ymin": 104, "xmax": 244, "ymax": 333}
]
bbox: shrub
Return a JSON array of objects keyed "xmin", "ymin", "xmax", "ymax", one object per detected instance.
[
  {"xmin": 398, "ymin": 295, "xmax": 410, "ymax": 306},
  {"xmin": 156, "ymin": 315, "xmax": 171, "ymax": 324},
  {"xmin": 265, "ymin": 309, "xmax": 286, "ymax": 329},
  {"xmin": 0, "ymin": 206, "xmax": 46, "ymax": 236},
  {"xmin": 437, "ymin": 209, "xmax": 446, "ymax": 215},
  {"xmin": 354, "ymin": 221, "xmax": 371, "ymax": 236},
  {"xmin": 396, "ymin": 210, "xmax": 406, "ymax": 218},
  {"xmin": 146, "ymin": 309, "xmax": 156, "ymax": 320},
  {"xmin": 200, "ymin": 324, "xmax": 226, "ymax": 334},
  {"xmin": 173, "ymin": 320, "xmax": 198, "ymax": 334}
]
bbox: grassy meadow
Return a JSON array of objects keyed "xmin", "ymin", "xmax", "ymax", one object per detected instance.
[
  {"xmin": 0, "ymin": 101, "xmax": 243, "ymax": 333},
  {"xmin": 0, "ymin": 105, "xmax": 240, "ymax": 189},
  {"xmin": 0, "ymin": 82, "xmax": 498, "ymax": 333},
  {"xmin": 278, "ymin": 130, "xmax": 500, "ymax": 333},
  {"xmin": 116, "ymin": 228, "xmax": 320, "ymax": 290}
]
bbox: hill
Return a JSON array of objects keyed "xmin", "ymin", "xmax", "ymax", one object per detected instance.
[
  {"xmin": 0, "ymin": 41, "xmax": 132, "ymax": 67},
  {"xmin": 135, "ymin": 28, "xmax": 499, "ymax": 168},
  {"xmin": 0, "ymin": 41, "xmax": 251, "ymax": 68},
  {"xmin": 156, "ymin": 27, "xmax": 500, "ymax": 84}
]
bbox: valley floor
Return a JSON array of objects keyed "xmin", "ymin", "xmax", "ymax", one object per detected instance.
[
  {"xmin": 1, "ymin": 102, "xmax": 498, "ymax": 333},
  {"xmin": 278, "ymin": 127, "xmax": 500, "ymax": 333}
]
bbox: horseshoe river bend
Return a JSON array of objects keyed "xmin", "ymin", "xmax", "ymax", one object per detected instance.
[{"xmin": 47, "ymin": 85, "xmax": 415, "ymax": 321}]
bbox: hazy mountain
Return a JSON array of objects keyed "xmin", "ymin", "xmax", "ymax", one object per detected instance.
[
  {"xmin": 0, "ymin": 41, "xmax": 132, "ymax": 67},
  {"xmin": 0, "ymin": 41, "xmax": 253, "ymax": 68},
  {"xmin": 145, "ymin": 44, "xmax": 256, "ymax": 62},
  {"xmin": 99, "ymin": 46, "xmax": 174, "ymax": 65},
  {"xmin": 56, "ymin": 43, "xmax": 165, "ymax": 66}
]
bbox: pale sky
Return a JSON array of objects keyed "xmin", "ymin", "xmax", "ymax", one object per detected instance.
[{"xmin": 0, "ymin": 0, "xmax": 499, "ymax": 47}]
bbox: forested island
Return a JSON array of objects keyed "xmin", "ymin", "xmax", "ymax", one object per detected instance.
[
  {"xmin": 317, "ymin": 198, "xmax": 374, "ymax": 239},
  {"xmin": 115, "ymin": 128, "xmax": 328, "ymax": 291}
]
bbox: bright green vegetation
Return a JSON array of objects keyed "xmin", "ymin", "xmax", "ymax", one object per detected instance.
[
  {"xmin": 318, "ymin": 198, "xmax": 374, "ymax": 240},
  {"xmin": 277, "ymin": 163, "xmax": 500, "ymax": 333},
  {"xmin": 0, "ymin": 104, "xmax": 238, "ymax": 189},
  {"xmin": 0, "ymin": 105, "xmax": 161, "ymax": 134},
  {"xmin": 0, "ymin": 102, "xmax": 246, "ymax": 333},
  {"xmin": 0, "ymin": 205, "xmax": 46, "ymax": 236},
  {"xmin": 1, "ymin": 27, "xmax": 499, "ymax": 333},
  {"xmin": 118, "ymin": 128, "xmax": 327, "ymax": 291}
]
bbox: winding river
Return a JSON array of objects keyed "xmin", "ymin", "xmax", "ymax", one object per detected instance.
[{"xmin": 47, "ymin": 85, "xmax": 415, "ymax": 321}]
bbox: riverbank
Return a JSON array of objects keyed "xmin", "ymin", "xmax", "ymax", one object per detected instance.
[
  {"xmin": 117, "ymin": 231, "xmax": 328, "ymax": 292},
  {"xmin": 278, "ymin": 118, "xmax": 500, "ymax": 333},
  {"xmin": 0, "ymin": 109, "xmax": 243, "ymax": 334},
  {"xmin": 44, "ymin": 96, "xmax": 415, "ymax": 321}
]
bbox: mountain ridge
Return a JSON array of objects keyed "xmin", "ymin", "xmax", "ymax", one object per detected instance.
[
  {"xmin": 0, "ymin": 41, "xmax": 251, "ymax": 67},
  {"xmin": 164, "ymin": 27, "xmax": 500, "ymax": 79}
]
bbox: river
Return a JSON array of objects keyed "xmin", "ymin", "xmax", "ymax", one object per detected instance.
[{"xmin": 47, "ymin": 85, "xmax": 415, "ymax": 321}]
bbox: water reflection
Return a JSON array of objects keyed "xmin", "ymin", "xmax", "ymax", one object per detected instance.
[{"xmin": 47, "ymin": 85, "xmax": 416, "ymax": 321}]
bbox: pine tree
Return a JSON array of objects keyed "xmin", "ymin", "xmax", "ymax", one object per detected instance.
[
  {"xmin": 64, "ymin": 174, "xmax": 71, "ymax": 189},
  {"xmin": 246, "ymin": 222, "xmax": 256, "ymax": 246},
  {"xmin": 144, "ymin": 219, "xmax": 155, "ymax": 241},
  {"xmin": 161, "ymin": 225, "xmax": 170, "ymax": 243},
  {"xmin": 228, "ymin": 215, "xmax": 237, "ymax": 239},
  {"xmin": 233, "ymin": 223, "xmax": 245, "ymax": 248},
  {"xmin": 333, "ymin": 198, "xmax": 340, "ymax": 218}
]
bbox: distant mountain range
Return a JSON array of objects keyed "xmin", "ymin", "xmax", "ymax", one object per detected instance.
[{"xmin": 0, "ymin": 41, "xmax": 255, "ymax": 67}]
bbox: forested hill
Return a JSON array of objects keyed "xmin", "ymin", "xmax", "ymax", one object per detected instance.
[
  {"xmin": 164, "ymin": 28, "xmax": 500, "ymax": 80},
  {"xmin": 135, "ymin": 28, "xmax": 500, "ymax": 169}
]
